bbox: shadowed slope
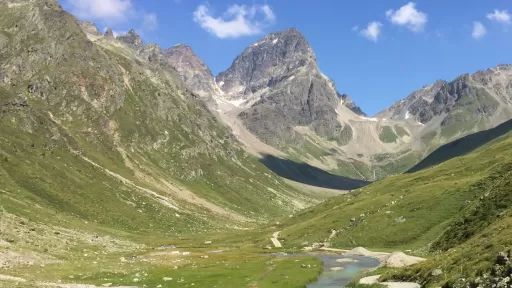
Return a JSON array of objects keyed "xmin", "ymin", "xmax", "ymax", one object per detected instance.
[
  {"xmin": 259, "ymin": 154, "xmax": 369, "ymax": 190},
  {"xmin": 408, "ymin": 119, "xmax": 512, "ymax": 173}
]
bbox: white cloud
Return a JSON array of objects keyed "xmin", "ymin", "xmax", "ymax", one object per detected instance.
[
  {"xmin": 361, "ymin": 21, "xmax": 382, "ymax": 42},
  {"xmin": 472, "ymin": 22, "xmax": 486, "ymax": 39},
  {"xmin": 67, "ymin": 0, "xmax": 133, "ymax": 24},
  {"xmin": 487, "ymin": 9, "xmax": 511, "ymax": 24},
  {"xmin": 193, "ymin": 4, "xmax": 276, "ymax": 38},
  {"xmin": 143, "ymin": 13, "xmax": 158, "ymax": 31},
  {"xmin": 386, "ymin": 2, "xmax": 427, "ymax": 32}
]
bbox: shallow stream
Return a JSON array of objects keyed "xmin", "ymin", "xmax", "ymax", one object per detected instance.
[{"xmin": 306, "ymin": 254, "xmax": 380, "ymax": 288}]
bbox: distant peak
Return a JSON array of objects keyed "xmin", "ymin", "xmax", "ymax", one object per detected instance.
[
  {"xmin": 165, "ymin": 44, "xmax": 195, "ymax": 57},
  {"xmin": 117, "ymin": 29, "xmax": 143, "ymax": 48}
]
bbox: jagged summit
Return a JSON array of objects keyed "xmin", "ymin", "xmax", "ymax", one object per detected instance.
[
  {"xmin": 117, "ymin": 29, "xmax": 143, "ymax": 48},
  {"xmin": 164, "ymin": 43, "xmax": 218, "ymax": 101},
  {"xmin": 104, "ymin": 27, "xmax": 114, "ymax": 38},
  {"xmin": 216, "ymin": 27, "xmax": 315, "ymax": 98},
  {"xmin": 78, "ymin": 20, "xmax": 100, "ymax": 35}
]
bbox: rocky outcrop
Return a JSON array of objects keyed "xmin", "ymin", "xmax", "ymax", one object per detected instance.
[
  {"xmin": 376, "ymin": 80, "xmax": 446, "ymax": 121},
  {"xmin": 77, "ymin": 20, "xmax": 100, "ymax": 35},
  {"xmin": 339, "ymin": 94, "xmax": 366, "ymax": 116},
  {"xmin": 164, "ymin": 44, "xmax": 218, "ymax": 102},
  {"xmin": 117, "ymin": 29, "xmax": 143, "ymax": 49},
  {"xmin": 104, "ymin": 28, "xmax": 114, "ymax": 38}
]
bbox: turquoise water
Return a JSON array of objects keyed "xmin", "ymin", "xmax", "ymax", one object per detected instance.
[{"xmin": 307, "ymin": 255, "xmax": 380, "ymax": 288}]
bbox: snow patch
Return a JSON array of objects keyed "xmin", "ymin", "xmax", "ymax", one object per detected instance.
[
  {"xmin": 272, "ymin": 38, "xmax": 279, "ymax": 44},
  {"xmin": 217, "ymin": 81, "xmax": 224, "ymax": 87},
  {"xmin": 288, "ymin": 75, "xmax": 295, "ymax": 81},
  {"xmin": 357, "ymin": 116, "xmax": 379, "ymax": 122},
  {"xmin": 405, "ymin": 111, "xmax": 411, "ymax": 119}
]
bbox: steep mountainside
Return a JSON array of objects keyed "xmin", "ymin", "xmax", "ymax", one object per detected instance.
[{"xmin": 0, "ymin": 0, "xmax": 319, "ymax": 250}]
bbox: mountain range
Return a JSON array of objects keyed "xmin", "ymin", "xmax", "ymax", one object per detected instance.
[{"xmin": 91, "ymin": 23, "xmax": 512, "ymax": 181}]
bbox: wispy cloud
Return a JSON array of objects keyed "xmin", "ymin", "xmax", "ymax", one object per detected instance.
[
  {"xmin": 67, "ymin": 0, "xmax": 133, "ymax": 24},
  {"xmin": 472, "ymin": 22, "xmax": 487, "ymax": 39},
  {"xmin": 386, "ymin": 2, "xmax": 427, "ymax": 32},
  {"xmin": 143, "ymin": 12, "xmax": 158, "ymax": 31},
  {"xmin": 193, "ymin": 4, "xmax": 276, "ymax": 38},
  {"xmin": 361, "ymin": 21, "xmax": 382, "ymax": 42},
  {"xmin": 487, "ymin": 9, "xmax": 511, "ymax": 24}
]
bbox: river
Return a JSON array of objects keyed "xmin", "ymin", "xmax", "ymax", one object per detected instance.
[{"xmin": 307, "ymin": 254, "xmax": 380, "ymax": 288}]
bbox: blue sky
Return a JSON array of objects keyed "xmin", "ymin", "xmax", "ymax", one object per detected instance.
[{"xmin": 60, "ymin": 0, "xmax": 512, "ymax": 116}]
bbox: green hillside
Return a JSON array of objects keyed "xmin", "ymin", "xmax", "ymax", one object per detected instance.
[{"xmin": 279, "ymin": 135, "xmax": 512, "ymax": 251}]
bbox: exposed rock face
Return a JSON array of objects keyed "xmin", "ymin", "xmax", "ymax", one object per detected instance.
[
  {"xmin": 216, "ymin": 28, "xmax": 352, "ymax": 146},
  {"xmin": 117, "ymin": 29, "xmax": 143, "ymax": 48},
  {"xmin": 164, "ymin": 44, "xmax": 219, "ymax": 101},
  {"xmin": 339, "ymin": 94, "xmax": 366, "ymax": 116},
  {"xmin": 377, "ymin": 80, "xmax": 446, "ymax": 121},
  {"xmin": 217, "ymin": 28, "xmax": 315, "ymax": 99},
  {"xmin": 77, "ymin": 20, "xmax": 100, "ymax": 35},
  {"xmin": 104, "ymin": 28, "xmax": 114, "ymax": 38}
]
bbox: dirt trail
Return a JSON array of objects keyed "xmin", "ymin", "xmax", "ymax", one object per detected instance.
[{"xmin": 270, "ymin": 231, "xmax": 282, "ymax": 248}]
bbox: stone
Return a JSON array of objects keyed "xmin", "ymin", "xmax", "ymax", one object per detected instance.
[
  {"xmin": 432, "ymin": 269, "xmax": 443, "ymax": 276},
  {"xmin": 395, "ymin": 216, "xmax": 406, "ymax": 223}
]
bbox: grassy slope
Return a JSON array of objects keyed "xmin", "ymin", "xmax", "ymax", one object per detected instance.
[
  {"xmin": 279, "ymin": 135, "xmax": 512, "ymax": 251},
  {"xmin": 380, "ymin": 162, "xmax": 512, "ymax": 287}
]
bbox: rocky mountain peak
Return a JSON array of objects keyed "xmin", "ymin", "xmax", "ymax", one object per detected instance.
[
  {"xmin": 167, "ymin": 43, "xmax": 194, "ymax": 54},
  {"xmin": 216, "ymin": 27, "xmax": 316, "ymax": 98},
  {"xmin": 104, "ymin": 28, "xmax": 114, "ymax": 38},
  {"xmin": 78, "ymin": 20, "xmax": 100, "ymax": 35},
  {"xmin": 164, "ymin": 44, "xmax": 218, "ymax": 101},
  {"xmin": 117, "ymin": 29, "xmax": 143, "ymax": 48}
]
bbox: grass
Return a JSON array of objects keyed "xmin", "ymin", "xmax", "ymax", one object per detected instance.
[
  {"xmin": 394, "ymin": 126, "xmax": 409, "ymax": 137},
  {"xmin": 379, "ymin": 126, "xmax": 398, "ymax": 143}
]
